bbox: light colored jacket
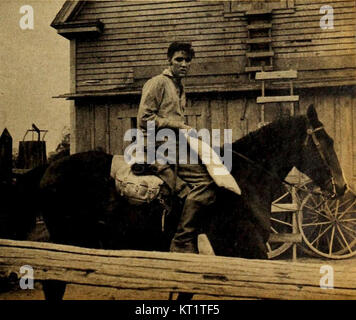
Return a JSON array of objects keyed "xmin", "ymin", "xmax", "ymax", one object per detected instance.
[{"xmin": 137, "ymin": 68, "xmax": 187, "ymax": 132}]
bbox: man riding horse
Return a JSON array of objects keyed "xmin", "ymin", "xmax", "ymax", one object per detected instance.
[{"xmin": 137, "ymin": 42, "xmax": 239, "ymax": 254}]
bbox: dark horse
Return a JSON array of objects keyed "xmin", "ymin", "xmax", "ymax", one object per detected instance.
[{"xmin": 30, "ymin": 105, "xmax": 347, "ymax": 299}]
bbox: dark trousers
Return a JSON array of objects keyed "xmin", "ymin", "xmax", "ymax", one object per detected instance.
[{"xmin": 170, "ymin": 163, "xmax": 216, "ymax": 253}]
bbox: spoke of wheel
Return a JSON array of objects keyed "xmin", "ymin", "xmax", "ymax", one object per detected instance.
[
  {"xmin": 315, "ymin": 225, "xmax": 323, "ymax": 248},
  {"xmin": 325, "ymin": 202, "xmax": 334, "ymax": 217},
  {"xmin": 340, "ymin": 199, "xmax": 354, "ymax": 210},
  {"xmin": 339, "ymin": 223, "xmax": 356, "ymax": 237},
  {"xmin": 304, "ymin": 217, "xmax": 323, "ymax": 225},
  {"xmin": 327, "ymin": 199, "xmax": 337, "ymax": 211},
  {"xmin": 340, "ymin": 218, "xmax": 356, "ymax": 222},
  {"xmin": 303, "ymin": 205, "xmax": 330, "ymax": 220},
  {"xmin": 272, "ymin": 191, "xmax": 289, "ymax": 204},
  {"xmin": 338, "ymin": 226, "xmax": 356, "ymax": 243},
  {"xmin": 271, "ymin": 226, "xmax": 279, "ymax": 234},
  {"xmin": 336, "ymin": 225, "xmax": 353, "ymax": 253},
  {"xmin": 309, "ymin": 197, "xmax": 325, "ymax": 210},
  {"xmin": 302, "ymin": 221, "xmax": 332, "ymax": 227},
  {"xmin": 266, "ymin": 242, "xmax": 272, "ymax": 252},
  {"xmin": 310, "ymin": 224, "xmax": 333, "ymax": 246},
  {"xmin": 328, "ymin": 197, "xmax": 352, "ymax": 211},
  {"xmin": 334, "ymin": 199, "xmax": 340, "ymax": 218},
  {"xmin": 317, "ymin": 224, "xmax": 326, "ymax": 248},
  {"xmin": 340, "ymin": 218, "xmax": 356, "ymax": 227},
  {"xmin": 329, "ymin": 226, "xmax": 335, "ymax": 255},
  {"xmin": 270, "ymin": 217, "xmax": 292, "ymax": 227},
  {"xmin": 338, "ymin": 199, "xmax": 356, "ymax": 220},
  {"xmin": 336, "ymin": 233, "xmax": 346, "ymax": 250}
]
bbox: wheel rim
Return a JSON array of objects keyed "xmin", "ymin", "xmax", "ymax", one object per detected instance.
[
  {"xmin": 298, "ymin": 189, "xmax": 356, "ymax": 259},
  {"xmin": 267, "ymin": 186, "xmax": 295, "ymax": 259}
]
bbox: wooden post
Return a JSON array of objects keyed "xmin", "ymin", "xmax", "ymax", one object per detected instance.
[
  {"xmin": 291, "ymin": 186, "xmax": 298, "ymax": 262},
  {"xmin": 0, "ymin": 128, "xmax": 12, "ymax": 183}
]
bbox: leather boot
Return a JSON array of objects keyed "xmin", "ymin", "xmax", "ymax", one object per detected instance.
[{"xmin": 170, "ymin": 199, "xmax": 202, "ymax": 254}]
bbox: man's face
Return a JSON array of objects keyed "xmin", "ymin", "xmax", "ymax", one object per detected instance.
[{"xmin": 169, "ymin": 50, "xmax": 191, "ymax": 79}]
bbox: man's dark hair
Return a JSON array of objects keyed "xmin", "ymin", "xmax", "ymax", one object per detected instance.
[{"xmin": 167, "ymin": 42, "xmax": 195, "ymax": 60}]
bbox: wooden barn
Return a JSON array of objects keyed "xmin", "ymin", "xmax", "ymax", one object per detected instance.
[{"xmin": 52, "ymin": 0, "xmax": 356, "ymax": 190}]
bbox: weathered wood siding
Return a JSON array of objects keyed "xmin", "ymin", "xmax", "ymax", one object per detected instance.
[
  {"xmin": 74, "ymin": 87, "xmax": 356, "ymax": 190},
  {"xmin": 73, "ymin": 0, "xmax": 356, "ymax": 92},
  {"xmin": 67, "ymin": 1, "xmax": 356, "ymax": 189}
]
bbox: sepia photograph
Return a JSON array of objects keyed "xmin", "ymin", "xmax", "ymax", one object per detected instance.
[{"xmin": 1, "ymin": 0, "xmax": 356, "ymax": 306}]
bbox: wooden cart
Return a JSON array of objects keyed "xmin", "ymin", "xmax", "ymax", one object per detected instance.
[{"xmin": 267, "ymin": 175, "xmax": 356, "ymax": 260}]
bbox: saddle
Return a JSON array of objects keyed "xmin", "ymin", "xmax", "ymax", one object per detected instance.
[{"xmin": 110, "ymin": 156, "xmax": 180, "ymax": 232}]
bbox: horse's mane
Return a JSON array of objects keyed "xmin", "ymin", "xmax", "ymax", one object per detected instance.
[{"xmin": 231, "ymin": 115, "xmax": 307, "ymax": 163}]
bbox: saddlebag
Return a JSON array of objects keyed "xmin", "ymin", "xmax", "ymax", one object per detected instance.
[{"xmin": 110, "ymin": 155, "xmax": 166, "ymax": 205}]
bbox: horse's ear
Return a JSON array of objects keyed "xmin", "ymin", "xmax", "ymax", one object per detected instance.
[{"xmin": 306, "ymin": 104, "xmax": 319, "ymax": 123}]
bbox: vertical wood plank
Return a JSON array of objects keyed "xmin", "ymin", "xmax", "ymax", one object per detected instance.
[
  {"xmin": 227, "ymin": 98, "xmax": 245, "ymax": 142},
  {"xmin": 246, "ymin": 98, "xmax": 259, "ymax": 133},
  {"xmin": 196, "ymin": 99, "xmax": 210, "ymax": 132},
  {"xmin": 187, "ymin": 115, "xmax": 197, "ymax": 129},
  {"xmin": 351, "ymin": 91, "xmax": 356, "ymax": 190},
  {"xmin": 106, "ymin": 105, "xmax": 110, "ymax": 153},
  {"xmin": 94, "ymin": 105, "xmax": 107, "ymax": 151},
  {"xmin": 333, "ymin": 94, "xmax": 342, "ymax": 158},
  {"xmin": 75, "ymin": 104, "xmax": 92, "ymax": 153},
  {"xmin": 210, "ymin": 98, "xmax": 226, "ymax": 146},
  {"xmin": 264, "ymin": 102, "xmax": 281, "ymax": 123},
  {"xmin": 70, "ymin": 39, "xmax": 77, "ymax": 154},
  {"xmin": 109, "ymin": 104, "xmax": 123, "ymax": 155},
  {"xmin": 340, "ymin": 93, "xmax": 353, "ymax": 183},
  {"xmin": 319, "ymin": 90, "xmax": 336, "ymax": 140},
  {"xmin": 121, "ymin": 117, "xmax": 132, "ymax": 154},
  {"xmin": 352, "ymin": 91, "xmax": 356, "ymax": 180}
]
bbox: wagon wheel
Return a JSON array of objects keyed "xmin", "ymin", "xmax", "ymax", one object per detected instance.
[
  {"xmin": 267, "ymin": 185, "xmax": 299, "ymax": 259},
  {"xmin": 298, "ymin": 187, "xmax": 356, "ymax": 259}
]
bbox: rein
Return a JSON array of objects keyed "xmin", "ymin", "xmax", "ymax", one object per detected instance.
[
  {"xmin": 230, "ymin": 149, "xmax": 321, "ymax": 196},
  {"xmin": 304, "ymin": 123, "xmax": 337, "ymax": 198},
  {"xmin": 229, "ymin": 122, "xmax": 337, "ymax": 198}
]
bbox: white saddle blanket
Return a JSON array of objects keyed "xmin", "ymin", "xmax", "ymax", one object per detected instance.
[{"xmin": 185, "ymin": 133, "xmax": 241, "ymax": 195}]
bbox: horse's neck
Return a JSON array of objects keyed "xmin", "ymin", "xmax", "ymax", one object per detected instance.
[{"xmin": 231, "ymin": 117, "xmax": 306, "ymax": 183}]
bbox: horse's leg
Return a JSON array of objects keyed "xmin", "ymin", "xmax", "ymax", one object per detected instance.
[{"xmin": 42, "ymin": 280, "xmax": 66, "ymax": 300}]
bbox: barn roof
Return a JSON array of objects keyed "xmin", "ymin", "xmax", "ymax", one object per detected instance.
[
  {"xmin": 51, "ymin": 1, "xmax": 84, "ymax": 26},
  {"xmin": 51, "ymin": 1, "xmax": 103, "ymax": 39}
]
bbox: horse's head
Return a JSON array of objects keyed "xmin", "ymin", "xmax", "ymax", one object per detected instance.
[{"xmin": 295, "ymin": 104, "xmax": 347, "ymax": 198}]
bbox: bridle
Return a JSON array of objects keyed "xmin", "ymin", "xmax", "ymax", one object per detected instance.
[
  {"xmin": 303, "ymin": 122, "xmax": 337, "ymax": 198},
  {"xmin": 229, "ymin": 120, "xmax": 337, "ymax": 199}
]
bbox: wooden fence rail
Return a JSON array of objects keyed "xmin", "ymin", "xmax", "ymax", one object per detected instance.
[{"xmin": 0, "ymin": 239, "xmax": 356, "ymax": 300}]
